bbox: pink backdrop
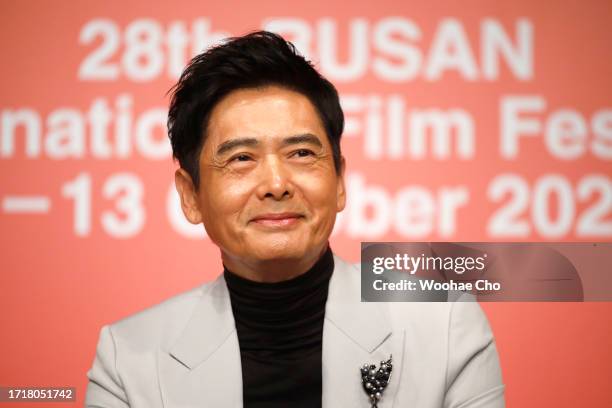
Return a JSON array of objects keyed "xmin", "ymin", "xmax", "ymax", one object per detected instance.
[{"xmin": 1, "ymin": 0, "xmax": 611, "ymax": 406}]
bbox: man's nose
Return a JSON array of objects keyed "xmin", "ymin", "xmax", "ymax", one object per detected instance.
[{"xmin": 255, "ymin": 154, "xmax": 294, "ymax": 200}]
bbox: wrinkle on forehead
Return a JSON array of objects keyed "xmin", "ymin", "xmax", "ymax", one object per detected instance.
[{"xmin": 203, "ymin": 86, "xmax": 328, "ymax": 154}]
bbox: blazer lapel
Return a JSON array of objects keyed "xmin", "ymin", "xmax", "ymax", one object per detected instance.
[
  {"xmin": 157, "ymin": 254, "xmax": 404, "ymax": 408},
  {"xmin": 323, "ymin": 255, "xmax": 405, "ymax": 408},
  {"xmin": 159, "ymin": 275, "xmax": 243, "ymax": 408}
]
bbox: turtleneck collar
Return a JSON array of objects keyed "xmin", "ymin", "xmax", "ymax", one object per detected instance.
[{"xmin": 223, "ymin": 244, "xmax": 334, "ymax": 355}]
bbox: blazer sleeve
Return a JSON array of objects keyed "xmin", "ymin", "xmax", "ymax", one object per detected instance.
[
  {"xmin": 85, "ymin": 325, "xmax": 130, "ymax": 408},
  {"xmin": 443, "ymin": 302, "xmax": 505, "ymax": 408}
]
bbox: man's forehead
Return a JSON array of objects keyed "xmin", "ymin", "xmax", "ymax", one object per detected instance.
[
  {"xmin": 208, "ymin": 87, "xmax": 323, "ymax": 129},
  {"xmin": 201, "ymin": 86, "xmax": 329, "ymax": 156},
  {"xmin": 210, "ymin": 86, "xmax": 315, "ymax": 118}
]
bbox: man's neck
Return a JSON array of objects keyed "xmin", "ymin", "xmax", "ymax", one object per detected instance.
[{"xmin": 221, "ymin": 245, "xmax": 329, "ymax": 283}]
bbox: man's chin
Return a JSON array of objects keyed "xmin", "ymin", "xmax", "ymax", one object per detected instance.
[{"xmin": 249, "ymin": 245, "xmax": 306, "ymax": 262}]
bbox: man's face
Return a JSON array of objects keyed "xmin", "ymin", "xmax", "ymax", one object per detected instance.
[{"xmin": 176, "ymin": 86, "xmax": 345, "ymax": 273}]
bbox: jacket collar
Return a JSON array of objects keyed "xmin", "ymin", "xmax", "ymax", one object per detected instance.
[
  {"xmin": 169, "ymin": 254, "xmax": 392, "ymax": 368},
  {"xmin": 168, "ymin": 275, "xmax": 235, "ymax": 369},
  {"xmin": 163, "ymin": 254, "xmax": 403, "ymax": 408},
  {"xmin": 324, "ymin": 254, "xmax": 393, "ymax": 352}
]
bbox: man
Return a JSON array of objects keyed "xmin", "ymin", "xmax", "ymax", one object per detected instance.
[{"xmin": 85, "ymin": 31, "xmax": 504, "ymax": 407}]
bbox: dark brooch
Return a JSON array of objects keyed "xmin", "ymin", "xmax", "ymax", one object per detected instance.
[{"xmin": 360, "ymin": 355, "xmax": 393, "ymax": 407}]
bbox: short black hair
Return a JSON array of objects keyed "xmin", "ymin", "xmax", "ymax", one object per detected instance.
[{"xmin": 167, "ymin": 30, "xmax": 344, "ymax": 189}]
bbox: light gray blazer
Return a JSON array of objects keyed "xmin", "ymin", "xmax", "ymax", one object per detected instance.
[{"xmin": 86, "ymin": 255, "xmax": 505, "ymax": 407}]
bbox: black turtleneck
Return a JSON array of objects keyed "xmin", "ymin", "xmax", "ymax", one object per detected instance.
[{"xmin": 223, "ymin": 246, "xmax": 334, "ymax": 408}]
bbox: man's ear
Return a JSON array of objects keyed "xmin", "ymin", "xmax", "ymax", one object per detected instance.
[
  {"xmin": 175, "ymin": 168, "xmax": 203, "ymax": 224},
  {"xmin": 336, "ymin": 155, "xmax": 347, "ymax": 213}
]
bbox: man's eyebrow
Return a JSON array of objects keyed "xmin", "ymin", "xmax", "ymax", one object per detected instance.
[
  {"xmin": 215, "ymin": 138, "xmax": 259, "ymax": 156},
  {"xmin": 282, "ymin": 133, "xmax": 323, "ymax": 148},
  {"xmin": 215, "ymin": 134, "xmax": 323, "ymax": 156}
]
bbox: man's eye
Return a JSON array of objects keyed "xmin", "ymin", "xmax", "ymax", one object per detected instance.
[
  {"xmin": 231, "ymin": 154, "xmax": 252, "ymax": 162},
  {"xmin": 293, "ymin": 149, "xmax": 315, "ymax": 158}
]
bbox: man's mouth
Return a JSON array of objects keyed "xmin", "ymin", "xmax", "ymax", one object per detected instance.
[{"xmin": 250, "ymin": 212, "xmax": 303, "ymax": 228}]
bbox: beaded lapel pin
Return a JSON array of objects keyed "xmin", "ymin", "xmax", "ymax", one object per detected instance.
[{"xmin": 360, "ymin": 355, "xmax": 393, "ymax": 408}]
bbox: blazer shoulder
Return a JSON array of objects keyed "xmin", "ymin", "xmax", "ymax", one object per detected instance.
[
  {"xmin": 348, "ymin": 256, "xmax": 488, "ymax": 335},
  {"xmin": 106, "ymin": 277, "xmax": 221, "ymax": 350},
  {"xmin": 345, "ymin": 257, "xmax": 454, "ymax": 329}
]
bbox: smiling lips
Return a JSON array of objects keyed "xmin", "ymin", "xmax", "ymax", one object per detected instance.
[{"xmin": 250, "ymin": 212, "xmax": 303, "ymax": 228}]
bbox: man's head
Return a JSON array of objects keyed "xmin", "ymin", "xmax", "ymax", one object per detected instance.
[
  {"xmin": 168, "ymin": 31, "xmax": 344, "ymax": 189},
  {"xmin": 168, "ymin": 31, "xmax": 346, "ymax": 279}
]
